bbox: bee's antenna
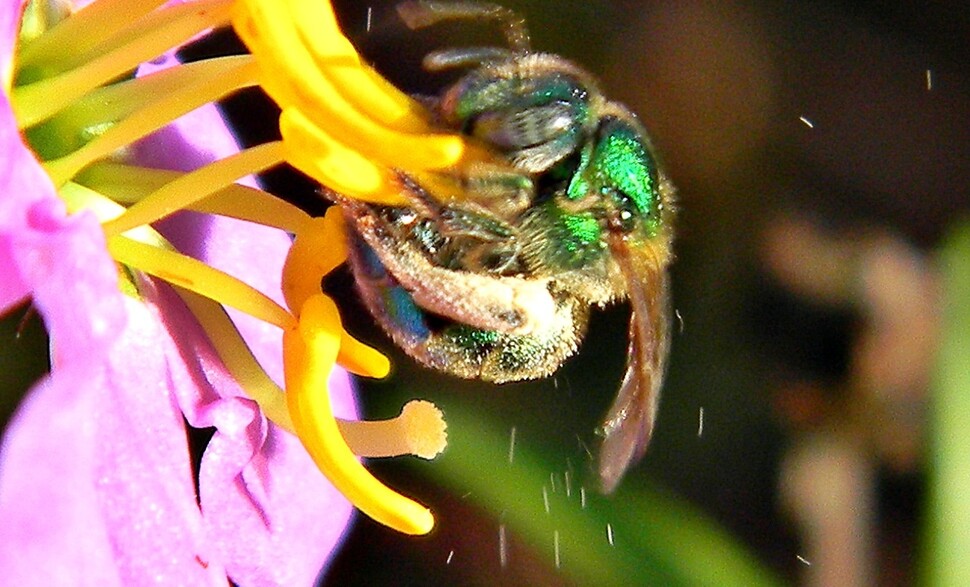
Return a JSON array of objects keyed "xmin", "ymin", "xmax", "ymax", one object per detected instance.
[{"xmin": 397, "ymin": 1, "xmax": 531, "ymax": 53}]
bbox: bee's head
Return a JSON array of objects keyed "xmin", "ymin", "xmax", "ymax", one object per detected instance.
[
  {"xmin": 398, "ymin": 3, "xmax": 602, "ymax": 176},
  {"xmin": 565, "ymin": 114, "xmax": 665, "ymax": 241},
  {"xmin": 518, "ymin": 112, "xmax": 672, "ymax": 291},
  {"xmin": 437, "ymin": 54, "xmax": 599, "ymax": 173}
]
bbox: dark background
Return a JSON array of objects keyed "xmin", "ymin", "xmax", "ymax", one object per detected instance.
[{"xmin": 320, "ymin": 1, "xmax": 969, "ymax": 585}]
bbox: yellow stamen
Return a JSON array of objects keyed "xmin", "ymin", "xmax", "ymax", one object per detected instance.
[
  {"xmin": 42, "ymin": 56, "xmax": 255, "ymax": 153},
  {"xmin": 178, "ymin": 288, "xmax": 296, "ymax": 433},
  {"xmin": 101, "ymin": 141, "xmax": 284, "ymax": 237},
  {"xmin": 282, "ymin": 208, "xmax": 391, "ymax": 378},
  {"xmin": 232, "ymin": 0, "xmax": 497, "ymax": 193},
  {"xmin": 76, "ymin": 162, "xmax": 176, "ymax": 198},
  {"xmin": 232, "ymin": 0, "xmax": 430, "ymax": 134},
  {"xmin": 43, "ymin": 58, "xmax": 261, "ymax": 186},
  {"xmin": 284, "ymin": 294, "xmax": 435, "ymax": 535},
  {"xmin": 337, "ymin": 400, "xmax": 447, "ymax": 460},
  {"xmin": 16, "ymin": 0, "xmax": 167, "ymax": 74},
  {"xmin": 278, "ymin": 0, "xmax": 432, "ymax": 132},
  {"xmin": 335, "ymin": 330, "xmax": 391, "ymax": 380},
  {"xmin": 107, "ymin": 235, "xmax": 295, "ymax": 331},
  {"xmin": 79, "ymin": 162, "xmax": 313, "ymax": 235},
  {"xmin": 279, "ymin": 108, "xmax": 405, "ymax": 204},
  {"xmin": 14, "ymin": 0, "xmax": 235, "ymax": 128},
  {"xmin": 281, "ymin": 207, "xmax": 347, "ymax": 314}
]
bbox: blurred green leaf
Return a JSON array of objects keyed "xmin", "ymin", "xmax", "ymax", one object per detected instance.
[
  {"xmin": 428, "ymin": 401, "xmax": 783, "ymax": 587},
  {"xmin": 924, "ymin": 220, "xmax": 970, "ymax": 586}
]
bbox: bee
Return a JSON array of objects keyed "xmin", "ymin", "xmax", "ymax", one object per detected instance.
[{"xmin": 331, "ymin": 1, "xmax": 675, "ymax": 492}]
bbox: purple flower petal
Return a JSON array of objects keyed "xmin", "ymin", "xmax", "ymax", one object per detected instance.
[
  {"xmin": 0, "ymin": 1, "xmax": 23, "ymax": 78},
  {"xmin": 0, "ymin": 95, "xmax": 59, "ymax": 308},
  {"xmin": 0, "ymin": 375, "xmax": 123, "ymax": 586},
  {"xmin": 0, "ymin": 298, "xmax": 230, "ymax": 585},
  {"xmin": 0, "ymin": 79, "xmax": 223, "ymax": 583},
  {"xmin": 1, "ymin": 3, "xmax": 357, "ymax": 583},
  {"xmin": 147, "ymin": 215, "xmax": 356, "ymax": 585},
  {"xmin": 132, "ymin": 45, "xmax": 357, "ymax": 583},
  {"xmin": 199, "ymin": 387, "xmax": 357, "ymax": 585}
]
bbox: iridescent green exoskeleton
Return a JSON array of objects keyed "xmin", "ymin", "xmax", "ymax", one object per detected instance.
[{"xmin": 330, "ymin": 1, "xmax": 675, "ymax": 493}]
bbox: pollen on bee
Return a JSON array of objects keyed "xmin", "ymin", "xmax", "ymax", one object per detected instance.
[{"xmin": 505, "ymin": 279, "xmax": 556, "ymax": 336}]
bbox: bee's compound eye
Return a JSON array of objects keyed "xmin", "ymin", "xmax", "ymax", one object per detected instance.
[
  {"xmin": 592, "ymin": 117, "xmax": 662, "ymax": 233},
  {"xmin": 472, "ymin": 101, "xmax": 576, "ymax": 151},
  {"xmin": 443, "ymin": 71, "xmax": 591, "ymax": 172}
]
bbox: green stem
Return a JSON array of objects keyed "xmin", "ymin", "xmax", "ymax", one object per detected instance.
[
  {"xmin": 923, "ymin": 221, "xmax": 970, "ymax": 586},
  {"xmin": 13, "ymin": 0, "xmax": 234, "ymax": 128}
]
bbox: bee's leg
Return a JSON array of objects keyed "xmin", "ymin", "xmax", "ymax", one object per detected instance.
[
  {"xmin": 422, "ymin": 47, "xmax": 512, "ymax": 71},
  {"xmin": 351, "ymin": 238, "xmax": 588, "ymax": 383},
  {"xmin": 343, "ymin": 206, "xmax": 555, "ymax": 336},
  {"xmin": 346, "ymin": 233, "xmax": 434, "ymax": 350},
  {"xmin": 413, "ymin": 164, "xmax": 533, "ymax": 215},
  {"xmin": 461, "ymin": 163, "xmax": 535, "ymax": 217},
  {"xmin": 397, "ymin": 1, "xmax": 530, "ymax": 52},
  {"xmin": 398, "ymin": 173, "xmax": 530, "ymax": 243},
  {"xmin": 423, "ymin": 295, "xmax": 589, "ymax": 383}
]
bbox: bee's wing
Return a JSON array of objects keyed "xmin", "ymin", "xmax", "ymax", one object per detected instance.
[{"xmin": 597, "ymin": 244, "xmax": 671, "ymax": 493}]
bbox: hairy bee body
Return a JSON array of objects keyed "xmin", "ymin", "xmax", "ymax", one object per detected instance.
[{"xmin": 330, "ymin": 1, "xmax": 674, "ymax": 492}]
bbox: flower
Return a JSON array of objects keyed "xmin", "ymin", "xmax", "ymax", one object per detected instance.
[{"xmin": 1, "ymin": 0, "xmax": 481, "ymax": 582}]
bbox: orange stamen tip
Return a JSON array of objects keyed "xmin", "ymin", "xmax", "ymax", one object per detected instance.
[
  {"xmin": 400, "ymin": 400, "xmax": 448, "ymax": 460},
  {"xmin": 337, "ymin": 400, "xmax": 448, "ymax": 460}
]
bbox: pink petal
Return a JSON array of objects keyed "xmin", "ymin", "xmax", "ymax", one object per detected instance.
[
  {"xmin": 0, "ymin": 88, "xmax": 61, "ymax": 309},
  {"xmin": 1, "ymin": 5, "xmax": 221, "ymax": 580},
  {"xmin": 148, "ymin": 280, "xmax": 356, "ymax": 586},
  {"xmin": 0, "ymin": 298, "xmax": 227, "ymax": 586},
  {"xmin": 198, "ymin": 368, "xmax": 357, "ymax": 586},
  {"xmin": 0, "ymin": 375, "xmax": 121, "ymax": 586},
  {"xmin": 131, "ymin": 50, "xmax": 358, "ymax": 582},
  {"xmin": 0, "ymin": 1, "xmax": 24, "ymax": 79}
]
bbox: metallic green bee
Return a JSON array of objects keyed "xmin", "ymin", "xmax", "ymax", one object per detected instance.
[{"xmin": 332, "ymin": 1, "xmax": 675, "ymax": 492}]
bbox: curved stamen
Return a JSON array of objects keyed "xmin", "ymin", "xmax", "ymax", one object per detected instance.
[
  {"xmin": 16, "ymin": 0, "xmax": 167, "ymax": 73},
  {"xmin": 284, "ymin": 294, "xmax": 435, "ymax": 535},
  {"xmin": 101, "ymin": 141, "xmax": 284, "ymax": 237},
  {"xmin": 107, "ymin": 235, "xmax": 295, "ymax": 331},
  {"xmin": 337, "ymin": 400, "xmax": 447, "ymax": 460}
]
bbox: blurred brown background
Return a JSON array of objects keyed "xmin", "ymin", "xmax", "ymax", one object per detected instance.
[{"xmin": 320, "ymin": 1, "xmax": 968, "ymax": 585}]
